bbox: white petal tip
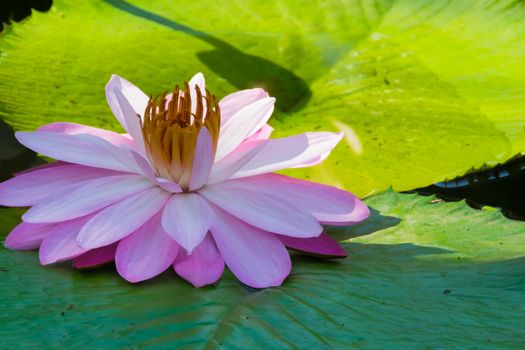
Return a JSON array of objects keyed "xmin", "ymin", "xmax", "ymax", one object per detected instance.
[
  {"xmin": 76, "ymin": 238, "xmax": 94, "ymax": 251},
  {"xmin": 39, "ymin": 256, "xmax": 54, "ymax": 265},
  {"xmin": 193, "ymin": 72, "xmax": 204, "ymax": 79},
  {"xmin": 20, "ymin": 213, "xmax": 38, "ymax": 224},
  {"xmin": 14, "ymin": 131, "xmax": 28, "ymax": 143}
]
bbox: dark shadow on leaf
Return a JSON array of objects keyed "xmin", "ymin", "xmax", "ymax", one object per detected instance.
[
  {"xmin": 0, "ymin": 118, "xmax": 38, "ymax": 181},
  {"xmin": 325, "ymin": 207, "xmax": 402, "ymax": 241},
  {"xmin": 291, "ymin": 242, "xmax": 451, "ymax": 269},
  {"xmin": 103, "ymin": 0, "xmax": 312, "ymax": 113}
]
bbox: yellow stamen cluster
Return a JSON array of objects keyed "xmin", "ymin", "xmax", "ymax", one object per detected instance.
[{"xmin": 141, "ymin": 83, "xmax": 220, "ymax": 189}]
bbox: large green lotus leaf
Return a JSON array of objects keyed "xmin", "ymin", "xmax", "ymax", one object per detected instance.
[
  {"xmin": 1, "ymin": 0, "xmax": 524, "ymax": 196},
  {"xmin": 1, "ymin": 191, "xmax": 524, "ymax": 348}
]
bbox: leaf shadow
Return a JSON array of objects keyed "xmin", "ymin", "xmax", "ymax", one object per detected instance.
[
  {"xmin": 0, "ymin": 118, "xmax": 38, "ymax": 181},
  {"xmin": 103, "ymin": 0, "xmax": 312, "ymax": 113},
  {"xmin": 325, "ymin": 207, "xmax": 402, "ymax": 241}
]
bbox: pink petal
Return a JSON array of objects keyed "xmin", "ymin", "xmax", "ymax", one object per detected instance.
[
  {"xmin": 199, "ymin": 180, "xmax": 322, "ymax": 238},
  {"xmin": 80, "ymin": 134, "xmax": 144, "ymax": 174},
  {"xmin": 0, "ymin": 164, "xmax": 121, "ymax": 207},
  {"xmin": 161, "ymin": 193, "xmax": 214, "ymax": 253},
  {"xmin": 116, "ymin": 213, "xmax": 180, "ymax": 283},
  {"xmin": 219, "ymin": 88, "xmax": 269, "ymax": 125},
  {"xmin": 291, "ymin": 151, "xmax": 330, "ymax": 168},
  {"xmin": 73, "ymin": 243, "xmax": 118, "ymax": 269},
  {"xmin": 77, "ymin": 187, "xmax": 170, "ymax": 249},
  {"xmin": 37, "ymin": 122, "xmax": 135, "ymax": 148},
  {"xmin": 279, "ymin": 234, "xmax": 347, "ymax": 258},
  {"xmin": 207, "ymin": 139, "xmax": 266, "ymax": 185},
  {"xmin": 189, "ymin": 127, "xmax": 214, "ymax": 191},
  {"xmin": 39, "ymin": 214, "xmax": 95, "ymax": 265},
  {"xmin": 244, "ymin": 124, "xmax": 273, "ymax": 143},
  {"xmin": 231, "ymin": 132, "xmax": 343, "ymax": 178},
  {"xmin": 4, "ymin": 222, "xmax": 55, "ymax": 250},
  {"xmin": 173, "ymin": 234, "xmax": 224, "ymax": 287},
  {"xmin": 15, "ymin": 131, "xmax": 136, "ymax": 172},
  {"xmin": 111, "ymin": 87, "xmax": 147, "ymax": 155},
  {"xmin": 105, "ymin": 74, "xmax": 148, "ymax": 137},
  {"xmin": 218, "ymin": 173, "xmax": 369, "ymax": 225},
  {"xmin": 210, "ymin": 205, "xmax": 291, "ymax": 288},
  {"xmin": 154, "ymin": 178, "xmax": 183, "ymax": 193},
  {"xmin": 23, "ymin": 175, "xmax": 153, "ymax": 223},
  {"xmin": 215, "ymin": 97, "xmax": 275, "ymax": 161},
  {"xmin": 14, "ymin": 161, "xmax": 67, "ymax": 176},
  {"xmin": 129, "ymin": 151, "xmax": 182, "ymax": 193}
]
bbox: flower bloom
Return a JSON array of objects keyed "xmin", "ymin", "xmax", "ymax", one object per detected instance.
[{"xmin": 0, "ymin": 73, "xmax": 369, "ymax": 288}]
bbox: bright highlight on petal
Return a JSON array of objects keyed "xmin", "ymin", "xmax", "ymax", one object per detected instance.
[{"xmin": 1, "ymin": 72, "xmax": 369, "ymax": 289}]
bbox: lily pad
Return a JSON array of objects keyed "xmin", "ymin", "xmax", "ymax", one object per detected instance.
[
  {"xmin": 1, "ymin": 0, "xmax": 524, "ymax": 195},
  {"xmin": 1, "ymin": 190, "xmax": 524, "ymax": 348}
]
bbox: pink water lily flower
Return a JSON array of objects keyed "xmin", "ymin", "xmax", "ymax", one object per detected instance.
[{"xmin": 0, "ymin": 73, "xmax": 369, "ymax": 288}]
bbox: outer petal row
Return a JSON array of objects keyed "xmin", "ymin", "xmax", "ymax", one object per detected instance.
[
  {"xmin": 16, "ymin": 131, "xmax": 138, "ymax": 173},
  {"xmin": 5, "ymin": 190, "xmax": 350, "ymax": 288},
  {"xmin": 22, "ymin": 174, "xmax": 154, "ymax": 223},
  {"xmin": 211, "ymin": 173, "xmax": 370, "ymax": 226},
  {"xmin": 210, "ymin": 205, "xmax": 291, "ymax": 288},
  {"xmin": 0, "ymin": 164, "xmax": 121, "ymax": 207},
  {"xmin": 116, "ymin": 213, "xmax": 180, "ymax": 283}
]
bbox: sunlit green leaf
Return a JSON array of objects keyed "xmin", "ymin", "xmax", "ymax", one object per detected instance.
[{"xmin": 1, "ymin": 0, "xmax": 524, "ymax": 195}]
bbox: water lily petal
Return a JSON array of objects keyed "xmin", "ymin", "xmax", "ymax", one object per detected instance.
[
  {"xmin": 129, "ymin": 150, "xmax": 182, "ymax": 193},
  {"xmin": 173, "ymin": 234, "xmax": 224, "ymax": 287},
  {"xmin": 279, "ymin": 234, "xmax": 347, "ymax": 258},
  {"xmin": 0, "ymin": 164, "xmax": 120, "ymax": 207},
  {"xmin": 116, "ymin": 213, "xmax": 179, "ymax": 283},
  {"xmin": 23, "ymin": 175, "xmax": 153, "ymax": 223},
  {"xmin": 38, "ymin": 122, "xmax": 140, "ymax": 173},
  {"xmin": 217, "ymin": 173, "xmax": 369, "ymax": 225},
  {"xmin": 207, "ymin": 139, "xmax": 266, "ymax": 185},
  {"xmin": 189, "ymin": 127, "xmax": 214, "ymax": 191},
  {"xmin": 219, "ymin": 88, "xmax": 269, "ymax": 124},
  {"xmin": 231, "ymin": 132, "xmax": 343, "ymax": 178},
  {"xmin": 15, "ymin": 131, "xmax": 136, "ymax": 172},
  {"xmin": 13, "ymin": 161, "xmax": 66, "ymax": 176},
  {"xmin": 189, "ymin": 72, "xmax": 206, "ymax": 115},
  {"xmin": 244, "ymin": 124, "xmax": 273, "ymax": 143},
  {"xmin": 38, "ymin": 122, "xmax": 135, "ymax": 148},
  {"xmin": 215, "ymin": 97, "xmax": 275, "ymax": 161},
  {"xmin": 39, "ymin": 214, "xmax": 95, "ymax": 265},
  {"xmin": 111, "ymin": 87, "xmax": 147, "ymax": 156},
  {"xmin": 161, "ymin": 193, "xmax": 214, "ymax": 253},
  {"xmin": 200, "ymin": 180, "xmax": 322, "ymax": 238},
  {"xmin": 210, "ymin": 206, "xmax": 291, "ymax": 288},
  {"xmin": 105, "ymin": 74, "xmax": 148, "ymax": 134},
  {"xmin": 73, "ymin": 243, "xmax": 118, "ymax": 269},
  {"xmin": 77, "ymin": 187, "xmax": 170, "ymax": 249},
  {"xmin": 5, "ymin": 222, "xmax": 55, "ymax": 250}
]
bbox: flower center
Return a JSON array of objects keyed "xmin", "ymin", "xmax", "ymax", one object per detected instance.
[{"xmin": 141, "ymin": 82, "xmax": 220, "ymax": 189}]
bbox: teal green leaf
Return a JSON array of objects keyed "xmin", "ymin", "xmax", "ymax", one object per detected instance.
[
  {"xmin": 1, "ymin": 1, "xmax": 525, "ymax": 196},
  {"xmin": 1, "ymin": 191, "xmax": 524, "ymax": 348}
]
